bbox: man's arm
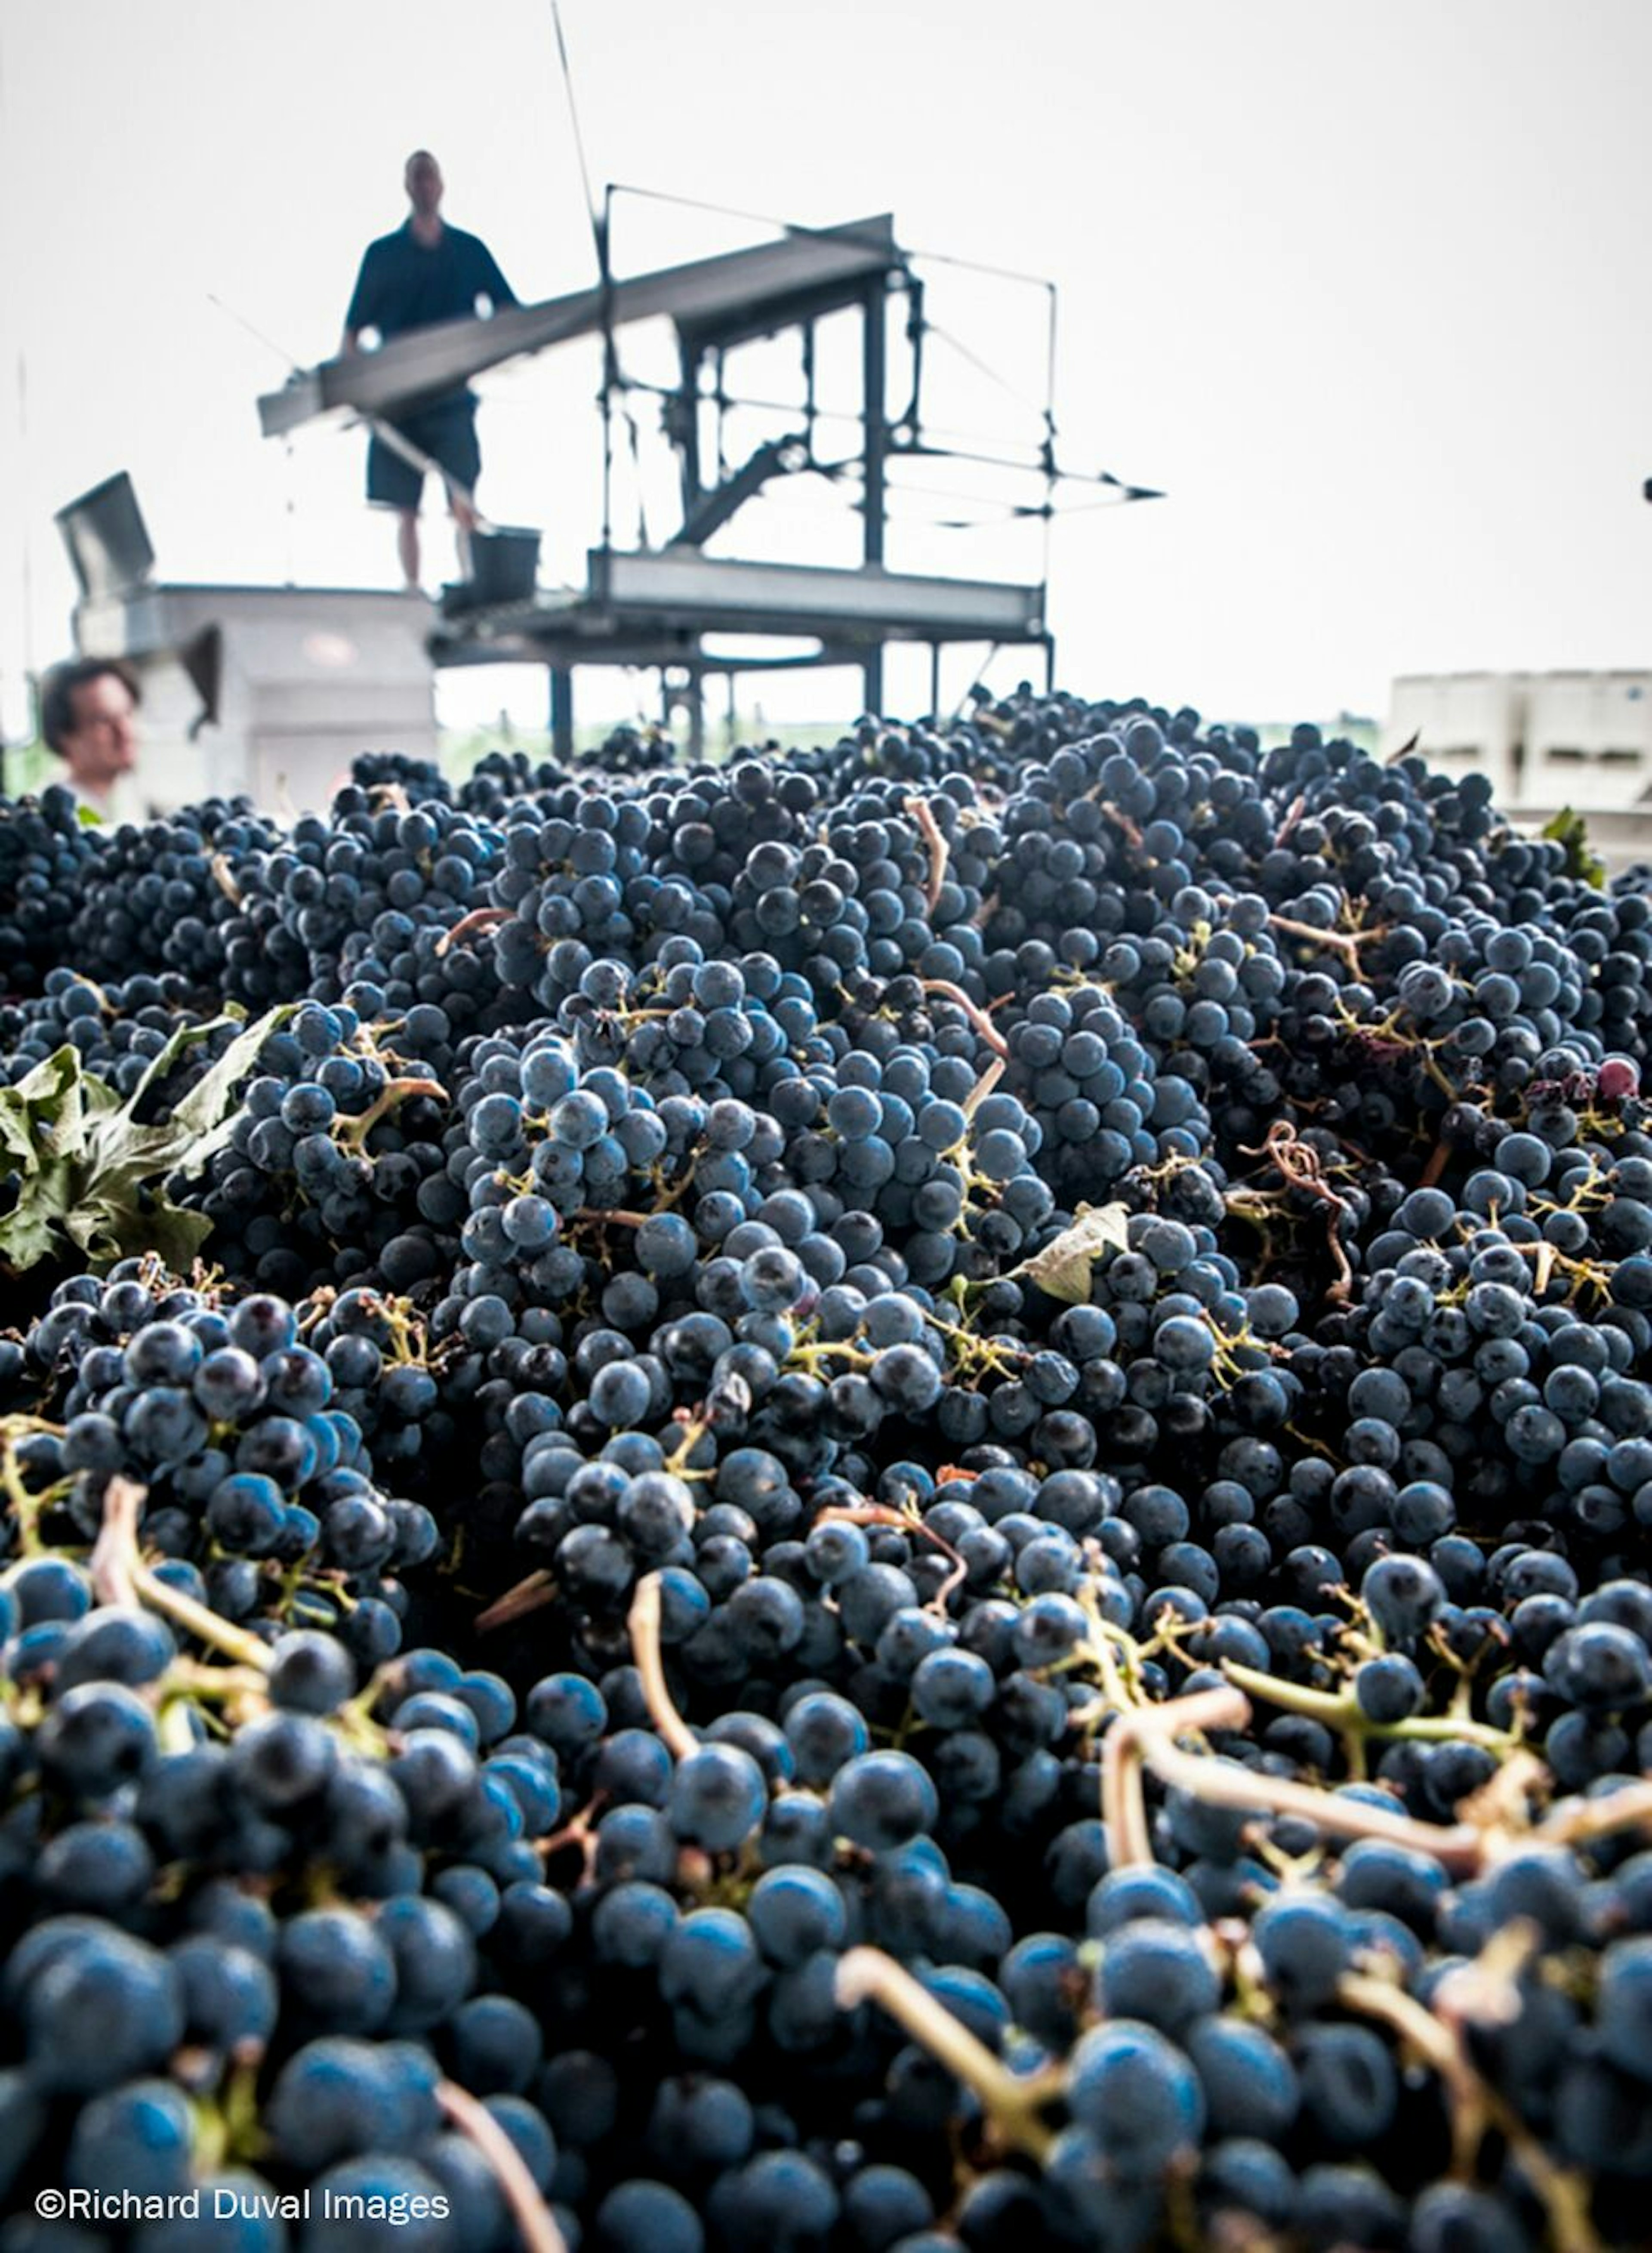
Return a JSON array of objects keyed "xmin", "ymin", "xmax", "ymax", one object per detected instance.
[
  {"xmin": 475, "ymin": 238, "xmax": 517, "ymax": 312},
  {"xmin": 342, "ymin": 241, "xmax": 382, "ymax": 355}
]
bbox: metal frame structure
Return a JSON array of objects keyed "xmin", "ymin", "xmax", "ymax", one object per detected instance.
[
  {"xmin": 259, "ymin": 197, "xmax": 1151, "ymax": 752},
  {"xmin": 435, "ymin": 549, "xmax": 1048, "ymax": 756}
]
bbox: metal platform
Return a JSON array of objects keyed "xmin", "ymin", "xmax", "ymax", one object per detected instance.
[
  {"xmin": 438, "ymin": 549, "xmax": 1043, "ymax": 647},
  {"xmin": 248, "ymin": 199, "xmax": 1131, "ymax": 747},
  {"xmin": 259, "ymin": 216, "xmax": 900, "ymax": 436},
  {"xmin": 430, "ymin": 549, "xmax": 1050, "ymax": 754}
]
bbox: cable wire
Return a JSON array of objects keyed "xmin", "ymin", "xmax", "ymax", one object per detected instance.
[
  {"xmin": 547, "ymin": 3, "xmax": 622, "ymax": 550},
  {"xmin": 606, "ymin": 180, "xmax": 1056, "ymax": 291},
  {"xmin": 923, "ymin": 321, "xmax": 1048, "ymax": 421},
  {"xmin": 549, "ymin": 0, "xmax": 604, "ymax": 259}
]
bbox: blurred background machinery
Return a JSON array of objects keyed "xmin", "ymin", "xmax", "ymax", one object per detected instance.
[
  {"xmin": 1384, "ymin": 669, "xmax": 1652, "ymax": 870},
  {"xmin": 59, "ymin": 472, "xmax": 437, "ymax": 812},
  {"xmin": 256, "ymin": 196, "xmax": 1158, "ymax": 756}
]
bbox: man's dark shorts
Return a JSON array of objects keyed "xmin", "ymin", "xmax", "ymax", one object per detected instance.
[{"xmin": 367, "ymin": 397, "xmax": 481, "ymax": 512}]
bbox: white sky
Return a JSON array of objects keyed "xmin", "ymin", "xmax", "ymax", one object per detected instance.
[{"xmin": 2, "ymin": 0, "xmax": 1649, "ymax": 739}]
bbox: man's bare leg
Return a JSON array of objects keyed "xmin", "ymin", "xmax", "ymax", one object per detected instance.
[
  {"xmin": 451, "ymin": 490, "xmax": 478, "ymax": 581},
  {"xmin": 397, "ymin": 509, "xmax": 421, "ymax": 591}
]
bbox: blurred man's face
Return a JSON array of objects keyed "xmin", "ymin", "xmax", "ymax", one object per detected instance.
[
  {"xmin": 406, "ymin": 154, "xmax": 444, "ymax": 219},
  {"xmin": 60, "ymin": 673, "xmax": 138, "ymax": 796}
]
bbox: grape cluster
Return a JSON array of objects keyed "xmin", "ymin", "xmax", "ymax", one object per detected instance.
[
  {"xmin": 0, "ymin": 786, "xmax": 103, "ymax": 994},
  {"xmin": 0, "ymin": 689, "xmax": 1650, "ymax": 2253},
  {"xmin": 59, "ymin": 804, "xmax": 286, "ymax": 988},
  {"xmin": 0, "ymin": 972, "xmax": 231, "ymax": 1098}
]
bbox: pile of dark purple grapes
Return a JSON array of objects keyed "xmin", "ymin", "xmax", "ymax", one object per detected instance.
[{"xmin": 0, "ymin": 690, "xmax": 1651, "ymax": 2253}]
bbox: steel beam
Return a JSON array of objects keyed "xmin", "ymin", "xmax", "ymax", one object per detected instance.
[
  {"xmin": 587, "ymin": 550, "xmax": 1042, "ymax": 637},
  {"xmin": 258, "ymin": 217, "xmax": 900, "ymax": 437}
]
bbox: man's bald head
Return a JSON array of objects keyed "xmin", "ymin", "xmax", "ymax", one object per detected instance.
[{"xmin": 404, "ymin": 151, "xmax": 444, "ymax": 219}]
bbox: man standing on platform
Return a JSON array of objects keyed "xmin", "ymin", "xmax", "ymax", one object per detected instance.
[{"xmin": 342, "ymin": 151, "xmax": 516, "ymax": 590}]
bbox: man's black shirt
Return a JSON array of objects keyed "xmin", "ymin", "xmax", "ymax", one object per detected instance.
[{"xmin": 345, "ymin": 221, "xmax": 516, "ymax": 410}]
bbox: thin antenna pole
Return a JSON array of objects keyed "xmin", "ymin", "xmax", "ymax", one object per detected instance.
[
  {"xmin": 1040, "ymin": 278, "xmax": 1058, "ymax": 614},
  {"xmin": 549, "ymin": 0, "xmax": 602, "ymax": 254},
  {"xmin": 600, "ymin": 185, "xmax": 614, "ymax": 552},
  {"xmin": 17, "ymin": 352, "xmax": 33, "ymax": 683},
  {"xmin": 548, "ymin": 1, "xmax": 618, "ymax": 551},
  {"xmin": 0, "ymin": 10, "xmax": 36, "ymax": 786},
  {"xmin": 283, "ymin": 438, "xmax": 298, "ymax": 589},
  {"xmin": 203, "ymin": 293, "xmax": 306, "ymax": 587}
]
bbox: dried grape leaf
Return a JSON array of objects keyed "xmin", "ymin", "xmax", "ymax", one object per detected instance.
[{"xmin": 1012, "ymin": 1201, "xmax": 1132, "ymax": 1304}]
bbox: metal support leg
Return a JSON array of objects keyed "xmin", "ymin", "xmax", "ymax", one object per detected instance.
[
  {"xmin": 861, "ymin": 279, "xmax": 888, "ymax": 728},
  {"xmin": 550, "ymin": 667, "xmax": 574, "ymax": 759},
  {"xmin": 686, "ymin": 669, "xmax": 705, "ymax": 761},
  {"xmin": 929, "ymin": 643, "xmax": 941, "ymax": 722},
  {"xmin": 863, "ymin": 279, "xmax": 887, "ymax": 571}
]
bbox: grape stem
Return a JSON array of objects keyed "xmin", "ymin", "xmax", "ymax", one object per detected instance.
[
  {"xmin": 536, "ymin": 1791, "xmax": 607, "ymax": 1881},
  {"xmin": 1338, "ymin": 1971, "xmax": 1601, "ymax": 2253},
  {"xmin": 331, "ymin": 1077, "xmax": 449, "ymax": 1152},
  {"xmin": 918, "ymin": 981, "xmax": 1010, "ymax": 1059},
  {"xmin": 436, "ymin": 2080, "xmax": 569, "ymax": 2253},
  {"xmin": 814, "ymin": 1502, "xmax": 968, "ymax": 1618},
  {"xmin": 1418, "ymin": 1136, "xmax": 1452, "ymax": 1190},
  {"xmin": 209, "ymin": 852, "xmax": 243, "ymax": 906},
  {"xmin": 1267, "ymin": 913, "xmax": 1389, "ymax": 967},
  {"xmin": 1097, "ymin": 799, "xmax": 1147, "ymax": 851},
  {"xmin": 1219, "ymin": 1659, "xmax": 1519, "ymax": 1756},
  {"xmin": 163, "ymin": 1658, "xmax": 275, "ymax": 1707},
  {"xmin": 628, "ymin": 1571, "xmax": 698, "ymax": 1760},
  {"xmin": 0, "ymin": 1420, "xmax": 63, "ymax": 1562},
  {"xmin": 834, "ymin": 1946, "xmax": 1059, "ymax": 2163},
  {"xmin": 1239, "ymin": 1120, "xmax": 1355, "ymax": 1305},
  {"xmin": 91, "ymin": 1477, "xmax": 274, "ymax": 1674},
  {"xmin": 1102, "ymin": 1725, "xmax": 1152, "ymax": 1868},
  {"xmin": 1101, "ymin": 1685, "xmax": 1248, "ymax": 1869},
  {"xmin": 1537, "ymin": 1778, "xmax": 1652, "ymax": 1853},
  {"xmin": 1104, "ymin": 1680, "xmax": 1493, "ymax": 1875},
  {"xmin": 1340, "ymin": 1969, "xmax": 1486, "ymax": 2174},
  {"xmin": 475, "ymin": 1568, "xmax": 559, "ymax": 1634},
  {"xmin": 435, "ymin": 905, "xmax": 512, "ymax": 957},
  {"xmin": 961, "ymin": 1056, "xmax": 1005, "ymax": 1118},
  {"xmin": 903, "ymin": 796, "xmax": 950, "ymax": 912},
  {"xmin": 787, "ymin": 1340, "xmax": 878, "ymax": 1375}
]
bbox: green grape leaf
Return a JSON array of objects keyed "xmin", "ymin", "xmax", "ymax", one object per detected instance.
[
  {"xmin": 151, "ymin": 1004, "xmax": 296, "ymax": 1155},
  {"xmin": 0, "ymin": 1046, "xmax": 101, "ymax": 1175},
  {"xmin": 65, "ymin": 1189, "xmax": 215, "ymax": 1275},
  {"xmin": 1539, "ymin": 807, "xmax": 1606, "ymax": 890},
  {"xmin": 0, "ymin": 1088, "xmax": 42, "ymax": 1175},
  {"xmin": 0, "ymin": 1159, "xmax": 78, "ymax": 1272},
  {"xmin": 86, "ymin": 1004, "xmax": 296, "ymax": 1184},
  {"xmin": 0, "ymin": 1003, "xmax": 295, "ymax": 1275}
]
